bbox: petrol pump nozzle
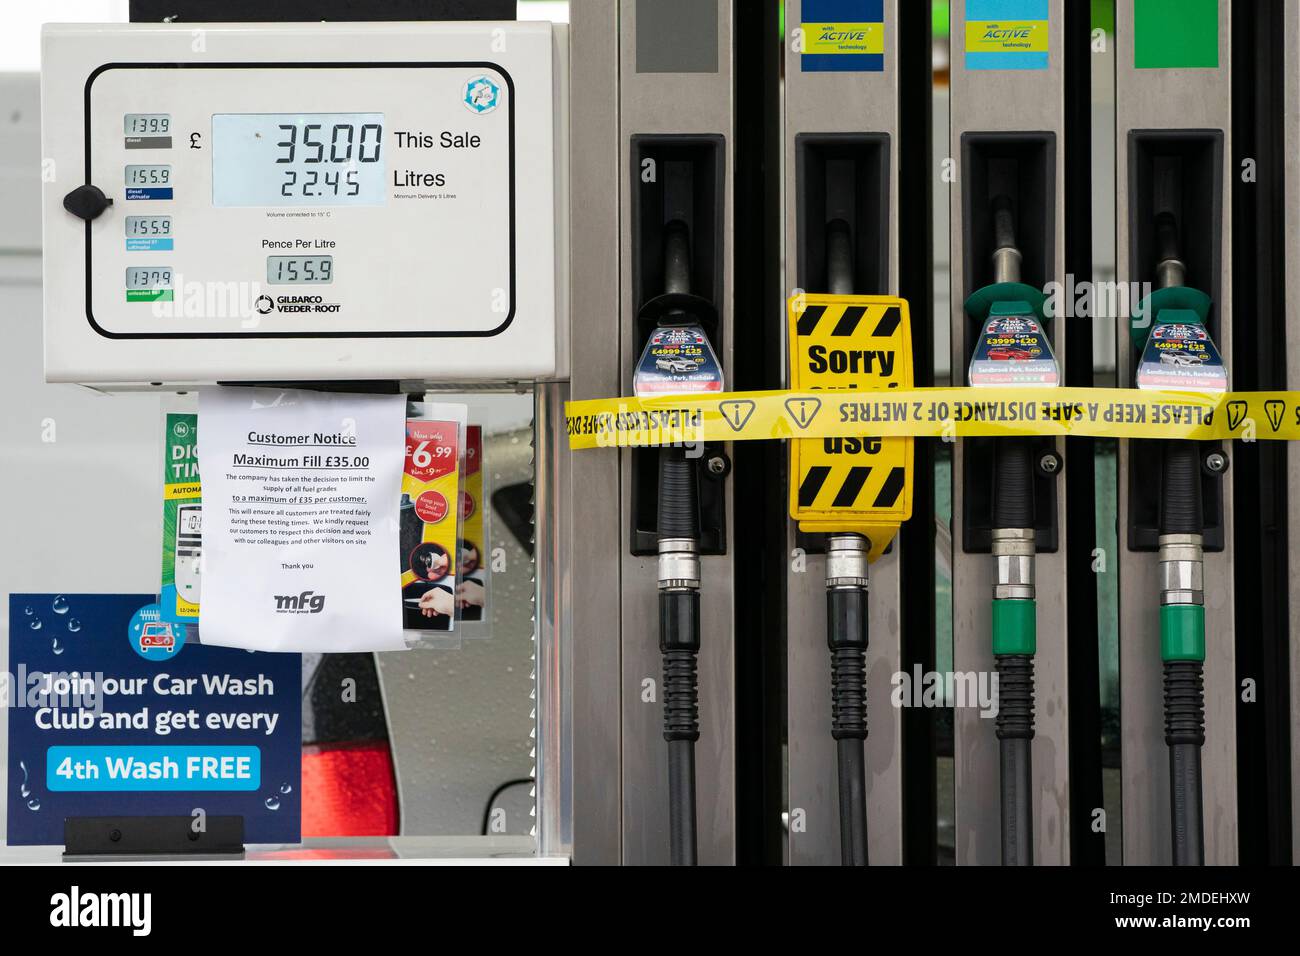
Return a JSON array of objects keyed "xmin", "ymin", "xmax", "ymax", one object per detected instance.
[
  {"xmin": 632, "ymin": 215, "xmax": 717, "ymax": 867},
  {"xmin": 962, "ymin": 194, "xmax": 1048, "ymax": 866},
  {"xmin": 819, "ymin": 215, "xmax": 871, "ymax": 866},
  {"xmin": 1133, "ymin": 205, "xmax": 1209, "ymax": 866}
]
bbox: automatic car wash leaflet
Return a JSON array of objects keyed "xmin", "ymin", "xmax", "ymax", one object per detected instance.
[
  {"xmin": 401, "ymin": 404, "xmax": 467, "ymax": 636},
  {"xmin": 160, "ymin": 411, "xmax": 201, "ymax": 630},
  {"xmin": 197, "ymin": 388, "xmax": 408, "ymax": 653}
]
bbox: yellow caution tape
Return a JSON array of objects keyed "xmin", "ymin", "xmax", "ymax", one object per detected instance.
[{"xmin": 565, "ymin": 387, "xmax": 1300, "ymax": 449}]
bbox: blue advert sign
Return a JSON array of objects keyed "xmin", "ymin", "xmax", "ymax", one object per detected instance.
[{"xmin": 6, "ymin": 594, "xmax": 301, "ymax": 845}]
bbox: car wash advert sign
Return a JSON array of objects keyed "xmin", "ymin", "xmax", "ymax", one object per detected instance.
[{"xmin": 5, "ymin": 594, "xmax": 301, "ymax": 846}]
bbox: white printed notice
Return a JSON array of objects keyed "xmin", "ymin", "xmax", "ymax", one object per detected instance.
[{"xmin": 197, "ymin": 388, "xmax": 406, "ymax": 652}]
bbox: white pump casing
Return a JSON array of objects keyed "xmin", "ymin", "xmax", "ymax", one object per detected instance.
[{"xmin": 41, "ymin": 21, "xmax": 565, "ymax": 387}]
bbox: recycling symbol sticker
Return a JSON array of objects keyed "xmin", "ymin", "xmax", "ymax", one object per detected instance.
[{"xmin": 463, "ymin": 75, "xmax": 502, "ymax": 115}]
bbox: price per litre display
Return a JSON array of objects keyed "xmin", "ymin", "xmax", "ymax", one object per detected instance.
[{"xmin": 267, "ymin": 256, "xmax": 334, "ymax": 285}]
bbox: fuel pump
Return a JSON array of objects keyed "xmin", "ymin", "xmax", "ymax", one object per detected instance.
[
  {"xmin": 785, "ymin": 220, "xmax": 913, "ymax": 865},
  {"xmin": 633, "ymin": 216, "xmax": 724, "ymax": 867},
  {"xmin": 963, "ymin": 196, "xmax": 1060, "ymax": 866},
  {"xmin": 1130, "ymin": 192, "xmax": 1226, "ymax": 866}
]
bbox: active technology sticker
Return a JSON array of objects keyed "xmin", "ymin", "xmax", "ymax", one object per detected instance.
[
  {"xmin": 965, "ymin": 0, "xmax": 1049, "ymax": 71},
  {"xmin": 800, "ymin": 0, "xmax": 885, "ymax": 73}
]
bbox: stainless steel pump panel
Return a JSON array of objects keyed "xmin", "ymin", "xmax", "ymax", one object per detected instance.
[{"xmin": 42, "ymin": 23, "xmax": 560, "ymax": 385}]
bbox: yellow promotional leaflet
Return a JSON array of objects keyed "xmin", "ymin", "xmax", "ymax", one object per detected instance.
[{"xmin": 400, "ymin": 404, "xmax": 467, "ymax": 635}]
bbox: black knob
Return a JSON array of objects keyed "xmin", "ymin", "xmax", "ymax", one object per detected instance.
[{"xmin": 63, "ymin": 184, "xmax": 112, "ymax": 221}]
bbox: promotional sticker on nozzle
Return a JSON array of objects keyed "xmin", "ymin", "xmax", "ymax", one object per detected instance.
[
  {"xmin": 968, "ymin": 309, "xmax": 1060, "ymax": 387},
  {"xmin": 633, "ymin": 325, "xmax": 724, "ymax": 396},
  {"xmin": 1136, "ymin": 323, "xmax": 1229, "ymax": 393}
]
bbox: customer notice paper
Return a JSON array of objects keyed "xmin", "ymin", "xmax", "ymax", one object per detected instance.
[{"xmin": 198, "ymin": 388, "xmax": 406, "ymax": 652}]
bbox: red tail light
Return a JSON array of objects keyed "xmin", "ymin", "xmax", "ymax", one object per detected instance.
[{"xmin": 301, "ymin": 741, "xmax": 399, "ymax": 837}]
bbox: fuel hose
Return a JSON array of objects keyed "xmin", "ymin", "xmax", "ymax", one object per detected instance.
[
  {"xmin": 1150, "ymin": 209, "xmax": 1206, "ymax": 866},
  {"xmin": 987, "ymin": 195, "xmax": 1037, "ymax": 867},
  {"xmin": 824, "ymin": 217, "xmax": 870, "ymax": 866},
  {"xmin": 655, "ymin": 219, "xmax": 703, "ymax": 866}
]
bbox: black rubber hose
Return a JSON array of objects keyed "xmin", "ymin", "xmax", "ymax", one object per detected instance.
[
  {"xmin": 666, "ymin": 739, "xmax": 697, "ymax": 867},
  {"xmin": 995, "ymin": 654, "xmax": 1035, "ymax": 865},
  {"xmin": 1159, "ymin": 440, "xmax": 1203, "ymax": 535},
  {"xmin": 658, "ymin": 448, "xmax": 699, "ymax": 539},
  {"xmin": 660, "ymin": 590, "xmax": 700, "ymax": 866},
  {"xmin": 1164, "ymin": 659, "xmax": 1206, "ymax": 865},
  {"xmin": 827, "ymin": 587, "xmax": 869, "ymax": 865},
  {"xmin": 836, "ymin": 739, "xmax": 868, "ymax": 866},
  {"xmin": 993, "ymin": 438, "xmax": 1036, "ymax": 530}
]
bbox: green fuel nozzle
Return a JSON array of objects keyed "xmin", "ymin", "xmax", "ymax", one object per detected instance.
[
  {"xmin": 1134, "ymin": 205, "xmax": 1210, "ymax": 866},
  {"xmin": 963, "ymin": 194, "xmax": 1050, "ymax": 866}
]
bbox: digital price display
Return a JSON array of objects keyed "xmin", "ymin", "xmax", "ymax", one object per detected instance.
[
  {"xmin": 267, "ymin": 256, "xmax": 334, "ymax": 284},
  {"xmin": 125, "ymin": 265, "xmax": 174, "ymax": 302},
  {"xmin": 124, "ymin": 113, "xmax": 170, "ymax": 135},
  {"xmin": 126, "ymin": 164, "xmax": 171, "ymax": 186},
  {"xmin": 212, "ymin": 113, "xmax": 386, "ymax": 207},
  {"xmin": 125, "ymin": 216, "xmax": 171, "ymax": 237},
  {"xmin": 125, "ymin": 266, "xmax": 173, "ymax": 289}
]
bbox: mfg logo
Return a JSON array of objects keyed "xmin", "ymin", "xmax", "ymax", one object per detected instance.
[{"xmin": 274, "ymin": 590, "xmax": 326, "ymax": 613}]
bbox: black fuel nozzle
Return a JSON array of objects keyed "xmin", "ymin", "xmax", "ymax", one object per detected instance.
[
  {"xmin": 643, "ymin": 217, "xmax": 708, "ymax": 867},
  {"xmin": 818, "ymin": 215, "xmax": 871, "ymax": 865}
]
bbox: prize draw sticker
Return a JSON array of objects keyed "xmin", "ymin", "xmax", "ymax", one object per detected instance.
[{"xmin": 964, "ymin": 0, "xmax": 1049, "ymax": 71}]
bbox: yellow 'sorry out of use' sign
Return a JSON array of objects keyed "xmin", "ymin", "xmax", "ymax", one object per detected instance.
[{"xmin": 787, "ymin": 294, "xmax": 915, "ymax": 561}]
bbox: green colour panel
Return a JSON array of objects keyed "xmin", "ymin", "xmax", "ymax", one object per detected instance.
[{"xmin": 1134, "ymin": 0, "xmax": 1218, "ymax": 69}]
